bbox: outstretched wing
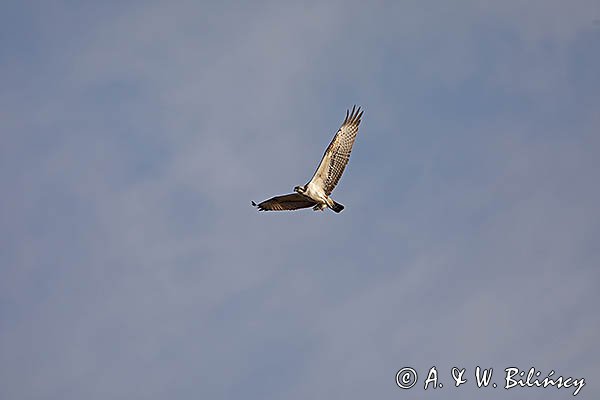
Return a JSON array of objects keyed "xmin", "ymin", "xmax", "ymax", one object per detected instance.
[
  {"xmin": 308, "ymin": 106, "xmax": 363, "ymax": 195},
  {"xmin": 251, "ymin": 193, "xmax": 317, "ymax": 211}
]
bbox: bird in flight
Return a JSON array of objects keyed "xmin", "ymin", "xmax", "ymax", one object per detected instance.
[{"xmin": 252, "ymin": 105, "xmax": 364, "ymax": 213}]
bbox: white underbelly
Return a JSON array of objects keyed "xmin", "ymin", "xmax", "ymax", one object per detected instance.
[{"xmin": 305, "ymin": 183, "xmax": 327, "ymax": 203}]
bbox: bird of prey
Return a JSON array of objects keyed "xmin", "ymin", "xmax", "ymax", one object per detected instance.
[{"xmin": 252, "ymin": 105, "xmax": 363, "ymax": 213}]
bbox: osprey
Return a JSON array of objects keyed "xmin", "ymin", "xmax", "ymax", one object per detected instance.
[{"xmin": 252, "ymin": 105, "xmax": 363, "ymax": 213}]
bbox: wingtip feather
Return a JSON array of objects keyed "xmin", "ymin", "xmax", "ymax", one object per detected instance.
[{"xmin": 343, "ymin": 105, "xmax": 361, "ymax": 125}]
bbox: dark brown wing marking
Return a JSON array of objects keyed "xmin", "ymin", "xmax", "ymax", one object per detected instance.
[{"xmin": 251, "ymin": 193, "xmax": 317, "ymax": 211}]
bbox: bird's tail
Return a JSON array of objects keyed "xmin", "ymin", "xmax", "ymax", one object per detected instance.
[{"xmin": 331, "ymin": 201, "xmax": 344, "ymax": 213}]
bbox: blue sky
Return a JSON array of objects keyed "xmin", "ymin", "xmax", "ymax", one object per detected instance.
[{"xmin": 1, "ymin": 1, "xmax": 599, "ymax": 399}]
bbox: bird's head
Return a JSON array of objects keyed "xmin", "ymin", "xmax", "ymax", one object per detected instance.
[{"xmin": 294, "ymin": 185, "xmax": 305, "ymax": 194}]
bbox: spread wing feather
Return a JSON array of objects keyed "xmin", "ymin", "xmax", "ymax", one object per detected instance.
[
  {"xmin": 251, "ymin": 193, "xmax": 317, "ymax": 211},
  {"xmin": 309, "ymin": 106, "xmax": 363, "ymax": 195}
]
